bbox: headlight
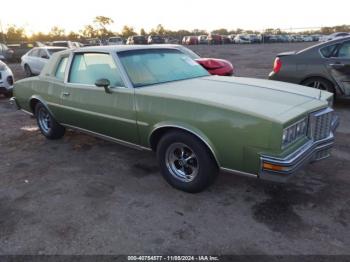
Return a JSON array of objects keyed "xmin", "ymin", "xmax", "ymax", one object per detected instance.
[{"xmin": 282, "ymin": 117, "xmax": 308, "ymax": 149}]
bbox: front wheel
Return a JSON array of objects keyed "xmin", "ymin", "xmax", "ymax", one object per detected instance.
[
  {"xmin": 24, "ymin": 64, "xmax": 33, "ymax": 77},
  {"xmin": 35, "ymin": 102, "xmax": 65, "ymax": 139},
  {"xmin": 157, "ymin": 131, "xmax": 218, "ymax": 193}
]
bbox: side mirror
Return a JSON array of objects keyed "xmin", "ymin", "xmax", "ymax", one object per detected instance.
[
  {"xmin": 41, "ymin": 55, "xmax": 49, "ymax": 59},
  {"xmin": 95, "ymin": 78, "xmax": 111, "ymax": 93}
]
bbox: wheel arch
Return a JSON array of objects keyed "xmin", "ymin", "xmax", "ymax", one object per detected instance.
[
  {"xmin": 29, "ymin": 95, "xmax": 55, "ymax": 117},
  {"xmin": 300, "ymin": 75, "xmax": 340, "ymax": 95},
  {"xmin": 149, "ymin": 124, "xmax": 220, "ymax": 167}
]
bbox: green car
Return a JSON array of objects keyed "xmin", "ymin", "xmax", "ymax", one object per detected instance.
[{"xmin": 11, "ymin": 45, "xmax": 339, "ymax": 192}]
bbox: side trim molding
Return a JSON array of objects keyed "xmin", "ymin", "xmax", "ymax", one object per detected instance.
[
  {"xmin": 220, "ymin": 167, "xmax": 258, "ymax": 178},
  {"xmin": 61, "ymin": 124, "xmax": 152, "ymax": 151}
]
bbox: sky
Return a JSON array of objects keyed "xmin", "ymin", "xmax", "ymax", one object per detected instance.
[{"xmin": 1, "ymin": 0, "xmax": 349, "ymax": 35}]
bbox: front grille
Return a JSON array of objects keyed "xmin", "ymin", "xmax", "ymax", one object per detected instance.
[{"xmin": 309, "ymin": 108, "xmax": 333, "ymax": 141}]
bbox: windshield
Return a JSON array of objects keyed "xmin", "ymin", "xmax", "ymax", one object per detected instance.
[
  {"xmin": 118, "ymin": 49, "xmax": 209, "ymax": 87},
  {"xmin": 47, "ymin": 48, "xmax": 66, "ymax": 55}
]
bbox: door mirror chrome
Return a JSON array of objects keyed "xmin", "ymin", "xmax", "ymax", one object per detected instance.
[{"xmin": 95, "ymin": 78, "xmax": 112, "ymax": 93}]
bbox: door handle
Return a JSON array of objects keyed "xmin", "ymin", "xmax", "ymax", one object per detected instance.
[
  {"xmin": 329, "ymin": 63, "xmax": 345, "ymax": 69},
  {"xmin": 62, "ymin": 92, "xmax": 70, "ymax": 97}
]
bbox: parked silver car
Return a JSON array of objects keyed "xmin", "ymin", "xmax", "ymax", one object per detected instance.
[{"xmin": 21, "ymin": 47, "xmax": 67, "ymax": 77}]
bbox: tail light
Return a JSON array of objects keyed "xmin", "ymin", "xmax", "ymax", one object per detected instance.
[{"xmin": 273, "ymin": 57, "xmax": 282, "ymax": 73}]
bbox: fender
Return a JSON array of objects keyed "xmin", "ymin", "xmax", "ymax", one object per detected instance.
[
  {"xmin": 148, "ymin": 121, "xmax": 221, "ymax": 167},
  {"xmin": 28, "ymin": 95, "xmax": 57, "ymax": 118}
]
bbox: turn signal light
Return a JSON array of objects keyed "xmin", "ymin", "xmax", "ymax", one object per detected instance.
[{"xmin": 263, "ymin": 163, "xmax": 286, "ymax": 171}]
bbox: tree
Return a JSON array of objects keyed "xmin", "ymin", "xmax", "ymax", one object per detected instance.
[
  {"xmin": 6, "ymin": 25, "xmax": 26, "ymax": 43},
  {"xmin": 121, "ymin": 25, "xmax": 136, "ymax": 38},
  {"xmin": 140, "ymin": 28, "xmax": 147, "ymax": 36},
  {"xmin": 93, "ymin": 16, "xmax": 114, "ymax": 38},
  {"xmin": 80, "ymin": 25, "xmax": 97, "ymax": 38},
  {"xmin": 192, "ymin": 29, "xmax": 207, "ymax": 36},
  {"xmin": 150, "ymin": 24, "xmax": 166, "ymax": 35},
  {"xmin": 49, "ymin": 26, "xmax": 65, "ymax": 40},
  {"xmin": 211, "ymin": 28, "xmax": 229, "ymax": 35}
]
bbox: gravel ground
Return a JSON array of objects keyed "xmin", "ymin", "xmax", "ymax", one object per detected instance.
[{"xmin": 0, "ymin": 43, "xmax": 349, "ymax": 255}]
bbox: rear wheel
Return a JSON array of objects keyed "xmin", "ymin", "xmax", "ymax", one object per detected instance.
[
  {"xmin": 35, "ymin": 102, "xmax": 65, "ymax": 139},
  {"xmin": 301, "ymin": 77, "xmax": 335, "ymax": 94},
  {"xmin": 156, "ymin": 130, "xmax": 218, "ymax": 193},
  {"xmin": 24, "ymin": 64, "xmax": 33, "ymax": 77}
]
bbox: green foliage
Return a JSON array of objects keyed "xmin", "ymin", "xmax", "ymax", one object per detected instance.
[
  {"xmin": 140, "ymin": 28, "xmax": 147, "ymax": 36},
  {"xmin": 5, "ymin": 25, "xmax": 26, "ymax": 43},
  {"xmin": 121, "ymin": 25, "xmax": 136, "ymax": 38},
  {"xmin": 1, "ymin": 17, "xmax": 350, "ymax": 44}
]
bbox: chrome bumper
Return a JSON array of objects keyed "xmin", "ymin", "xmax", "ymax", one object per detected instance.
[
  {"xmin": 9, "ymin": 97, "xmax": 21, "ymax": 110},
  {"xmin": 259, "ymin": 115, "xmax": 339, "ymax": 182}
]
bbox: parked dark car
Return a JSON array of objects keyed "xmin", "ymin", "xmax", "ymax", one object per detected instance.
[
  {"xmin": 0, "ymin": 43, "xmax": 14, "ymax": 61},
  {"xmin": 7, "ymin": 42, "xmax": 40, "ymax": 62},
  {"xmin": 207, "ymin": 34, "xmax": 222, "ymax": 45},
  {"xmin": 269, "ymin": 37, "xmax": 350, "ymax": 97},
  {"xmin": 221, "ymin": 35, "xmax": 231, "ymax": 44},
  {"xmin": 147, "ymin": 35, "xmax": 165, "ymax": 44},
  {"xmin": 127, "ymin": 35, "xmax": 147, "ymax": 45}
]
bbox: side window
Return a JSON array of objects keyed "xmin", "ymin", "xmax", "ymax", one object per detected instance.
[
  {"xmin": 38, "ymin": 49, "xmax": 48, "ymax": 59},
  {"xmin": 30, "ymin": 49, "xmax": 40, "ymax": 57},
  {"xmin": 55, "ymin": 57, "xmax": 68, "ymax": 81},
  {"xmin": 320, "ymin": 44, "xmax": 339, "ymax": 58},
  {"xmin": 337, "ymin": 42, "xmax": 350, "ymax": 58},
  {"xmin": 69, "ymin": 53, "xmax": 124, "ymax": 87}
]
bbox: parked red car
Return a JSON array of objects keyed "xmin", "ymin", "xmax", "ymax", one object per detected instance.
[
  {"xmin": 186, "ymin": 36, "xmax": 199, "ymax": 45},
  {"xmin": 195, "ymin": 58, "xmax": 234, "ymax": 76},
  {"xmin": 207, "ymin": 34, "xmax": 222, "ymax": 45},
  {"xmin": 174, "ymin": 45, "xmax": 234, "ymax": 76}
]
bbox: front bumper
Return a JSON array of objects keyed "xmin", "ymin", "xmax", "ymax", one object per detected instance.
[
  {"xmin": 9, "ymin": 97, "xmax": 21, "ymax": 110},
  {"xmin": 259, "ymin": 114, "xmax": 339, "ymax": 182}
]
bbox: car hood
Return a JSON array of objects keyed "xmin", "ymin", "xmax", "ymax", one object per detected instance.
[{"xmin": 138, "ymin": 76, "xmax": 328, "ymax": 122}]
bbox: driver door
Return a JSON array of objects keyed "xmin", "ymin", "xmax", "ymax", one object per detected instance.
[{"xmin": 60, "ymin": 52, "xmax": 138, "ymax": 144}]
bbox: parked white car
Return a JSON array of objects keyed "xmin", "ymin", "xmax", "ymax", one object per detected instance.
[
  {"xmin": 108, "ymin": 37, "xmax": 124, "ymax": 45},
  {"xmin": 234, "ymin": 34, "xmax": 251, "ymax": 44},
  {"xmin": 21, "ymin": 47, "xmax": 67, "ymax": 77},
  {"xmin": 302, "ymin": 35, "xmax": 313, "ymax": 42},
  {"xmin": 0, "ymin": 60, "xmax": 14, "ymax": 97},
  {"xmin": 319, "ymin": 32, "xmax": 350, "ymax": 42}
]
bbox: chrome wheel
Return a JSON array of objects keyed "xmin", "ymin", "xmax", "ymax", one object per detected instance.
[
  {"xmin": 37, "ymin": 107, "xmax": 51, "ymax": 134},
  {"xmin": 165, "ymin": 143, "xmax": 199, "ymax": 183}
]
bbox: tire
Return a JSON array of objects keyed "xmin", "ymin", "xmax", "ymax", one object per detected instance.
[
  {"xmin": 35, "ymin": 102, "xmax": 65, "ymax": 139},
  {"xmin": 156, "ymin": 130, "xmax": 218, "ymax": 193},
  {"xmin": 24, "ymin": 64, "xmax": 33, "ymax": 77},
  {"xmin": 301, "ymin": 77, "xmax": 335, "ymax": 95}
]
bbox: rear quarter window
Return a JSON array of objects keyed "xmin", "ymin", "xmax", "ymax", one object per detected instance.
[{"xmin": 55, "ymin": 57, "xmax": 68, "ymax": 81}]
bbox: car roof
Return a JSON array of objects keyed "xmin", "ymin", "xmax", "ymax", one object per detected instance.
[
  {"xmin": 299, "ymin": 36, "xmax": 350, "ymax": 54},
  {"xmin": 71, "ymin": 44, "xmax": 184, "ymax": 53}
]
